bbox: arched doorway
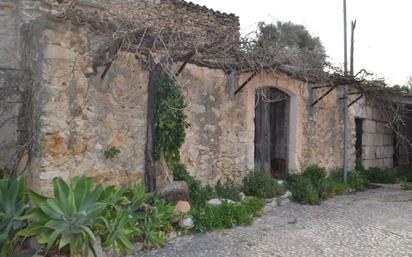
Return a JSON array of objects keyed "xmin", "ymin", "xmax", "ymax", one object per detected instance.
[{"xmin": 254, "ymin": 87, "xmax": 290, "ymax": 179}]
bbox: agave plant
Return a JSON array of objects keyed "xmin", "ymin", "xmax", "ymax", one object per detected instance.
[
  {"xmin": 19, "ymin": 176, "xmax": 106, "ymax": 257},
  {"xmin": 97, "ymin": 211, "xmax": 141, "ymax": 256},
  {"xmin": 0, "ymin": 177, "xmax": 29, "ymax": 256}
]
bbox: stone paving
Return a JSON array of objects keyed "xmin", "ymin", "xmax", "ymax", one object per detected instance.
[{"xmin": 135, "ymin": 185, "xmax": 412, "ymax": 257}]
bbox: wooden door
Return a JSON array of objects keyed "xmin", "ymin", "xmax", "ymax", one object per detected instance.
[{"xmin": 254, "ymin": 88, "xmax": 289, "ymax": 178}]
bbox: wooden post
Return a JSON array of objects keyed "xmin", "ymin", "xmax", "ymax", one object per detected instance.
[{"xmin": 144, "ymin": 63, "xmax": 162, "ymax": 192}]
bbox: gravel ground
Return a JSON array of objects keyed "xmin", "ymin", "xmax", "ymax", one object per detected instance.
[{"xmin": 134, "ymin": 185, "xmax": 412, "ymax": 257}]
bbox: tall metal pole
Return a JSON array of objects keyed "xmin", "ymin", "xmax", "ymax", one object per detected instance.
[{"xmin": 343, "ymin": 0, "xmax": 349, "ymax": 183}]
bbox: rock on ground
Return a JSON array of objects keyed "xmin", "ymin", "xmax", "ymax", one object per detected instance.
[{"xmin": 161, "ymin": 181, "xmax": 189, "ymax": 202}]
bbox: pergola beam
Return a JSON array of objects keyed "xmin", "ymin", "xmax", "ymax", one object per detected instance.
[
  {"xmin": 311, "ymin": 85, "xmax": 338, "ymax": 107},
  {"xmin": 348, "ymin": 94, "xmax": 363, "ymax": 107},
  {"xmin": 234, "ymin": 70, "xmax": 258, "ymax": 95}
]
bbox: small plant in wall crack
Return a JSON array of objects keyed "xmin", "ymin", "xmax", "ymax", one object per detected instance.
[{"xmin": 104, "ymin": 146, "xmax": 121, "ymax": 159}]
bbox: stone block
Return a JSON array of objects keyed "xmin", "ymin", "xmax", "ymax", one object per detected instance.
[
  {"xmin": 363, "ymin": 119, "xmax": 376, "ymax": 133},
  {"xmin": 383, "ymin": 125, "xmax": 393, "ymax": 135},
  {"xmin": 43, "ymin": 44, "xmax": 78, "ymax": 60},
  {"xmin": 373, "ymin": 134, "xmax": 384, "ymax": 146},
  {"xmin": 0, "ymin": 35, "xmax": 18, "ymax": 67},
  {"xmin": 362, "ymin": 159, "xmax": 378, "ymax": 169},
  {"xmin": 383, "ymin": 158, "xmax": 393, "ymax": 168},
  {"xmin": 375, "ymin": 146, "xmax": 393, "ymax": 159},
  {"xmin": 376, "ymin": 122, "xmax": 385, "ymax": 133},
  {"xmin": 383, "ymin": 134, "xmax": 393, "ymax": 146},
  {"xmin": 362, "ymin": 146, "xmax": 376, "ymax": 160},
  {"xmin": 0, "ymin": 4, "xmax": 17, "ymax": 36},
  {"xmin": 362, "ymin": 133, "xmax": 375, "ymax": 146}
]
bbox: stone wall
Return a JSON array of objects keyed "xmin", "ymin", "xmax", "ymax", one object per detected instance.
[
  {"xmin": 0, "ymin": 1, "xmax": 22, "ymax": 171},
  {"xmin": 353, "ymin": 102, "xmax": 394, "ymax": 169},
  {"xmin": 239, "ymin": 71, "xmax": 357, "ymax": 173},
  {"xmin": 0, "ymin": 0, "xmax": 46, "ymax": 171},
  {"xmin": 2, "ymin": 0, "xmax": 402, "ymax": 191},
  {"xmin": 0, "ymin": 0, "xmax": 240, "ymax": 190},
  {"xmin": 179, "ymin": 65, "xmax": 250, "ymax": 185},
  {"xmin": 20, "ymin": 18, "xmax": 149, "ymax": 194}
]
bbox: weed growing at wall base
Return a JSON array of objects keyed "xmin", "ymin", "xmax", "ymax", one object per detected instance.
[{"xmin": 242, "ymin": 171, "xmax": 284, "ymax": 199}]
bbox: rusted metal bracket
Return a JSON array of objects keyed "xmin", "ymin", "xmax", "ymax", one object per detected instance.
[
  {"xmin": 234, "ymin": 70, "xmax": 258, "ymax": 95},
  {"xmin": 348, "ymin": 94, "xmax": 363, "ymax": 107},
  {"xmin": 311, "ymin": 85, "xmax": 338, "ymax": 107}
]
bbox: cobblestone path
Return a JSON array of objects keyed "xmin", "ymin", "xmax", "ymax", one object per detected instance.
[{"xmin": 136, "ymin": 185, "xmax": 412, "ymax": 257}]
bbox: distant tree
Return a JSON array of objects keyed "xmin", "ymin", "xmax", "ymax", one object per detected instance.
[
  {"xmin": 406, "ymin": 76, "xmax": 412, "ymax": 92},
  {"xmin": 254, "ymin": 21, "xmax": 327, "ymax": 69}
]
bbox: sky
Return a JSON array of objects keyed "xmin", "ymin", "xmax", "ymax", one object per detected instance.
[{"xmin": 190, "ymin": 0, "xmax": 412, "ymax": 86}]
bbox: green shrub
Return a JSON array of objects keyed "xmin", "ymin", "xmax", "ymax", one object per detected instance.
[
  {"xmin": 190, "ymin": 197, "xmax": 264, "ymax": 233},
  {"xmin": 242, "ymin": 197, "xmax": 265, "ymax": 215},
  {"xmin": 173, "ymin": 163, "xmax": 214, "ymax": 205},
  {"xmin": 399, "ymin": 168, "xmax": 412, "ymax": 182},
  {"xmin": 137, "ymin": 198, "xmax": 176, "ymax": 250},
  {"xmin": 303, "ymin": 165, "xmax": 327, "ymax": 200},
  {"xmin": 19, "ymin": 177, "xmax": 178, "ymax": 255},
  {"xmin": 154, "ymin": 75, "xmax": 190, "ymax": 164},
  {"xmin": 19, "ymin": 176, "xmax": 107, "ymax": 256},
  {"xmin": 0, "ymin": 177, "xmax": 29, "ymax": 257},
  {"xmin": 361, "ymin": 167, "xmax": 397, "ymax": 184},
  {"xmin": 242, "ymin": 171, "xmax": 284, "ymax": 199},
  {"xmin": 285, "ymin": 174, "xmax": 320, "ymax": 205},
  {"xmin": 215, "ymin": 179, "xmax": 242, "ymax": 201},
  {"xmin": 326, "ymin": 179, "xmax": 348, "ymax": 197},
  {"xmin": 348, "ymin": 170, "xmax": 365, "ymax": 191},
  {"xmin": 97, "ymin": 211, "xmax": 141, "ymax": 255}
]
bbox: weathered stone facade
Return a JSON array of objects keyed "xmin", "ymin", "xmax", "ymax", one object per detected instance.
[
  {"xmin": 1, "ymin": 0, "xmax": 409, "ymax": 193},
  {"xmin": 18, "ymin": 18, "xmax": 150, "ymax": 194},
  {"xmin": 352, "ymin": 102, "xmax": 394, "ymax": 169}
]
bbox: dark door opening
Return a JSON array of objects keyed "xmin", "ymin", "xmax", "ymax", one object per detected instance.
[
  {"xmin": 393, "ymin": 129, "xmax": 399, "ymax": 168},
  {"xmin": 355, "ymin": 118, "xmax": 363, "ymax": 166},
  {"xmin": 254, "ymin": 88, "xmax": 289, "ymax": 179}
]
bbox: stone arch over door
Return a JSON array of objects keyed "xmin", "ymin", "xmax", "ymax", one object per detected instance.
[{"xmin": 243, "ymin": 72, "xmax": 304, "ymax": 175}]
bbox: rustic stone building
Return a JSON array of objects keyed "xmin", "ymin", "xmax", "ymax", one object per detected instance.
[{"xmin": 1, "ymin": 0, "xmax": 411, "ymax": 193}]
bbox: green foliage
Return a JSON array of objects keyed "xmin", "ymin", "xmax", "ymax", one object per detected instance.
[
  {"xmin": 242, "ymin": 171, "xmax": 284, "ymax": 199},
  {"xmin": 303, "ymin": 165, "xmax": 327, "ymax": 200},
  {"xmin": 361, "ymin": 167, "xmax": 397, "ymax": 184},
  {"xmin": 190, "ymin": 197, "xmax": 264, "ymax": 233},
  {"xmin": 285, "ymin": 174, "xmax": 320, "ymax": 205},
  {"xmin": 18, "ymin": 177, "xmax": 178, "ymax": 255},
  {"xmin": 326, "ymin": 179, "xmax": 348, "ymax": 197},
  {"xmin": 0, "ymin": 177, "xmax": 29, "ymax": 257},
  {"xmin": 242, "ymin": 197, "xmax": 265, "ymax": 215},
  {"xmin": 154, "ymin": 75, "xmax": 190, "ymax": 165},
  {"xmin": 399, "ymin": 168, "xmax": 412, "ymax": 182},
  {"xmin": 215, "ymin": 179, "xmax": 242, "ymax": 201},
  {"xmin": 355, "ymin": 159, "xmax": 366, "ymax": 172},
  {"xmin": 172, "ymin": 163, "xmax": 215, "ymax": 205},
  {"xmin": 348, "ymin": 171, "xmax": 366, "ymax": 191},
  {"xmin": 104, "ymin": 147, "xmax": 121, "ymax": 159},
  {"xmin": 140, "ymin": 217, "xmax": 166, "ymax": 250},
  {"xmin": 97, "ymin": 211, "xmax": 140, "ymax": 256},
  {"xmin": 138, "ymin": 198, "xmax": 175, "ymax": 250},
  {"xmin": 19, "ymin": 176, "xmax": 106, "ymax": 256},
  {"xmin": 256, "ymin": 21, "xmax": 327, "ymax": 68}
]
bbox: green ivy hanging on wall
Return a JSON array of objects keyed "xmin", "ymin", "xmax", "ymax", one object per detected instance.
[{"xmin": 153, "ymin": 75, "xmax": 190, "ymax": 167}]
